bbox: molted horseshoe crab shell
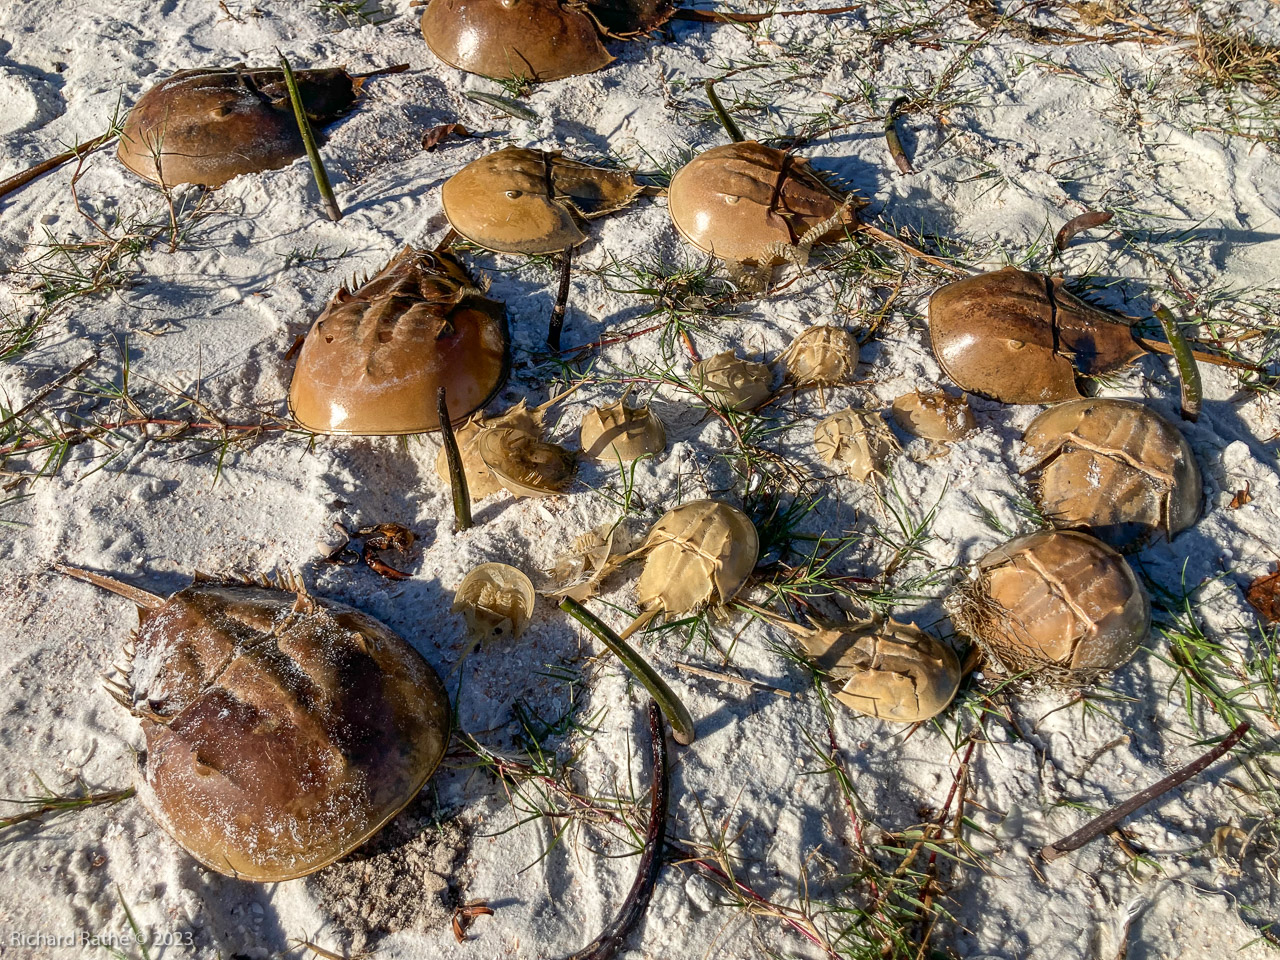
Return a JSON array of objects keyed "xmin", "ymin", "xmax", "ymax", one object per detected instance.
[
  {"xmin": 1022, "ymin": 398, "xmax": 1202, "ymax": 550},
  {"xmin": 442, "ymin": 147, "xmax": 643, "ymax": 255},
  {"xmin": 814, "ymin": 408, "xmax": 899, "ymax": 482},
  {"xmin": 690, "ymin": 350, "xmax": 773, "ymax": 412},
  {"xmin": 779, "ymin": 325, "xmax": 861, "ymax": 387},
  {"xmin": 59, "ymin": 567, "xmax": 450, "ymax": 883},
  {"xmin": 452, "ymin": 562, "xmax": 537, "ymax": 645},
  {"xmin": 949, "ymin": 530, "xmax": 1151, "ymax": 679},
  {"xmin": 289, "ymin": 248, "xmax": 509, "ymax": 436},
  {"xmin": 119, "ymin": 66, "xmax": 370, "ymax": 188},
  {"xmin": 477, "ymin": 426, "xmax": 576, "ymax": 497},
  {"xmin": 547, "ymin": 524, "xmax": 619, "ymax": 600},
  {"xmin": 928, "ymin": 267, "xmax": 1151, "ymax": 404},
  {"xmin": 422, "ymin": 0, "xmax": 613, "ymax": 83},
  {"xmin": 667, "ymin": 142, "xmax": 861, "ymax": 265},
  {"xmin": 891, "ymin": 390, "xmax": 975, "ymax": 442},
  {"xmin": 579, "ymin": 395, "xmax": 666, "ymax": 462},
  {"xmin": 795, "ymin": 618, "xmax": 960, "ymax": 723}
]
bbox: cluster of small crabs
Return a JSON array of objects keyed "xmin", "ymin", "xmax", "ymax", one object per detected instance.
[{"xmin": 46, "ymin": 0, "xmax": 1244, "ymax": 921}]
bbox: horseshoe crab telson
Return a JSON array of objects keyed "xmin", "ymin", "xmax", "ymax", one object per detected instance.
[{"xmin": 56, "ymin": 564, "xmax": 451, "ymax": 882}]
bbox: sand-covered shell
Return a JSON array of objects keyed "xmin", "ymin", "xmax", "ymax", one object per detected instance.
[
  {"xmin": 814, "ymin": 408, "xmax": 899, "ymax": 482},
  {"xmin": 950, "ymin": 530, "xmax": 1151, "ymax": 678},
  {"xmin": 779, "ymin": 326, "xmax": 860, "ymax": 387},
  {"xmin": 289, "ymin": 248, "xmax": 508, "ymax": 435},
  {"xmin": 118, "ymin": 66, "xmax": 370, "ymax": 188},
  {"xmin": 928, "ymin": 267, "xmax": 1151, "ymax": 404},
  {"xmin": 1022, "ymin": 399, "xmax": 1202, "ymax": 550},
  {"xmin": 667, "ymin": 142, "xmax": 860, "ymax": 265},
  {"xmin": 635, "ymin": 500, "xmax": 758, "ymax": 618},
  {"xmin": 798, "ymin": 619, "xmax": 960, "ymax": 722},
  {"xmin": 422, "ymin": 0, "xmax": 613, "ymax": 82},
  {"xmin": 891, "ymin": 390, "xmax": 975, "ymax": 442},
  {"xmin": 69, "ymin": 568, "xmax": 450, "ymax": 882},
  {"xmin": 442, "ymin": 147, "xmax": 642, "ymax": 255},
  {"xmin": 452, "ymin": 562, "xmax": 536, "ymax": 645},
  {"xmin": 691, "ymin": 350, "xmax": 773, "ymax": 412},
  {"xmin": 478, "ymin": 426, "xmax": 576, "ymax": 497},
  {"xmin": 580, "ymin": 395, "xmax": 666, "ymax": 461}
]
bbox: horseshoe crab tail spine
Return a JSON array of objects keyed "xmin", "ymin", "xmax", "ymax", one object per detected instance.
[
  {"xmin": 704, "ymin": 78, "xmax": 745, "ymax": 143},
  {"xmin": 54, "ymin": 563, "xmax": 166, "ymax": 610},
  {"xmin": 616, "ymin": 606, "xmax": 662, "ymax": 642},
  {"xmin": 1133, "ymin": 334, "xmax": 1259, "ymax": 372},
  {"xmin": 349, "ymin": 63, "xmax": 411, "ymax": 81}
]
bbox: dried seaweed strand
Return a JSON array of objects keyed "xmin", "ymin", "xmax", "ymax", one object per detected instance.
[
  {"xmin": 1154, "ymin": 305, "xmax": 1203, "ymax": 422},
  {"xmin": 436, "ymin": 387, "xmax": 473, "ymax": 531},
  {"xmin": 278, "ymin": 51, "xmax": 342, "ymax": 222}
]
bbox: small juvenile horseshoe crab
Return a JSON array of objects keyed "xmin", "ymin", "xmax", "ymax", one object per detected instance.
[
  {"xmin": 118, "ymin": 65, "xmax": 399, "ymax": 188},
  {"xmin": 891, "ymin": 390, "xmax": 975, "ymax": 442},
  {"xmin": 441, "ymin": 147, "xmax": 644, "ymax": 256},
  {"xmin": 690, "ymin": 350, "xmax": 774, "ymax": 413},
  {"xmin": 56, "ymin": 565, "xmax": 451, "ymax": 882},
  {"xmin": 477, "ymin": 426, "xmax": 576, "ymax": 497},
  {"xmin": 289, "ymin": 247, "xmax": 508, "ymax": 435},
  {"xmin": 1022, "ymin": 398, "xmax": 1202, "ymax": 550},
  {"xmin": 421, "ymin": 0, "xmax": 674, "ymax": 82},
  {"xmin": 773, "ymin": 616, "xmax": 959, "ymax": 722},
  {"xmin": 928, "ymin": 267, "xmax": 1242, "ymax": 404},
  {"xmin": 453, "ymin": 562, "xmax": 537, "ymax": 647},
  {"xmin": 813, "ymin": 408, "xmax": 899, "ymax": 482},
  {"xmin": 620, "ymin": 499, "xmax": 759, "ymax": 638},
  {"xmin": 579, "ymin": 391, "xmax": 666, "ymax": 462},
  {"xmin": 667, "ymin": 142, "xmax": 862, "ymax": 271},
  {"xmin": 778, "ymin": 325, "xmax": 861, "ymax": 390},
  {"xmin": 949, "ymin": 530, "xmax": 1151, "ymax": 679}
]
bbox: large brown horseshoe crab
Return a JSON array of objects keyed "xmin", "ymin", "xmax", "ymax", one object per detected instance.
[
  {"xmin": 56, "ymin": 565, "xmax": 451, "ymax": 882},
  {"xmin": 118, "ymin": 65, "xmax": 401, "ymax": 188},
  {"xmin": 288, "ymin": 247, "xmax": 509, "ymax": 435}
]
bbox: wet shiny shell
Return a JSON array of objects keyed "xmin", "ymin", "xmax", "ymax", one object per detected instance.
[
  {"xmin": 891, "ymin": 390, "xmax": 975, "ymax": 442},
  {"xmin": 951, "ymin": 530, "xmax": 1151, "ymax": 677},
  {"xmin": 637, "ymin": 500, "xmax": 759, "ymax": 615},
  {"xmin": 289, "ymin": 248, "xmax": 508, "ymax": 436},
  {"xmin": 119, "ymin": 67, "xmax": 365, "ymax": 188},
  {"xmin": 667, "ymin": 142, "xmax": 858, "ymax": 264},
  {"xmin": 453, "ymin": 562, "xmax": 537, "ymax": 644},
  {"xmin": 691, "ymin": 350, "xmax": 773, "ymax": 412},
  {"xmin": 124, "ymin": 578, "xmax": 450, "ymax": 881},
  {"xmin": 814, "ymin": 408, "xmax": 899, "ymax": 482},
  {"xmin": 478, "ymin": 426, "xmax": 576, "ymax": 497},
  {"xmin": 580, "ymin": 397, "xmax": 666, "ymax": 461},
  {"xmin": 780, "ymin": 325, "xmax": 860, "ymax": 387},
  {"xmin": 928, "ymin": 267, "xmax": 1148, "ymax": 404},
  {"xmin": 422, "ymin": 0, "xmax": 612, "ymax": 83},
  {"xmin": 1023, "ymin": 399, "xmax": 1202, "ymax": 550},
  {"xmin": 442, "ymin": 146, "xmax": 641, "ymax": 255},
  {"xmin": 800, "ymin": 620, "xmax": 960, "ymax": 723}
]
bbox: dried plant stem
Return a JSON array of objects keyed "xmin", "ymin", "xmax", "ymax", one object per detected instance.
[
  {"xmin": 883, "ymin": 97, "xmax": 912, "ymax": 175},
  {"xmin": 562, "ymin": 701, "xmax": 669, "ymax": 960},
  {"xmin": 1, "ymin": 785, "xmax": 135, "ymax": 832},
  {"xmin": 1154, "ymin": 305, "xmax": 1203, "ymax": 423},
  {"xmin": 278, "ymin": 51, "xmax": 342, "ymax": 222},
  {"xmin": 436, "ymin": 387, "xmax": 473, "ymax": 532},
  {"xmin": 705, "ymin": 78, "xmax": 745, "ymax": 143},
  {"xmin": 673, "ymin": 660, "xmax": 793, "ymax": 698},
  {"xmin": 0, "ymin": 132, "xmax": 115, "ymax": 202},
  {"xmin": 0, "ymin": 356, "xmax": 95, "ymax": 432},
  {"xmin": 1040, "ymin": 721, "xmax": 1250, "ymax": 862},
  {"xmin": 673, "ymin": 5, "xmax": 861, "ymax": 23},
  {"xmin": 560, "ymin": 598, "xmax": 696, "ymax": 745},
  {"xmin": 547, "ymin": 246, "xmax": 574, "ymax": 352}
]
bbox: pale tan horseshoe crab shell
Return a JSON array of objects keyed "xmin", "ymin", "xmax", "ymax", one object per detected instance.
[
  {"xmin": 779, "ymin": 325, "xmax": 860, "ymax": 388},
  {"xmin": 546, "ymin": 524, "xmax": 619, "ymax": 600},
  {"xmin": 452, "ymin": 562, "xmax": 537, "ymax": 646},
  {"xmin": 690, "ymin": 350, "xmax": 773, "ymax": 413},
  {"xmin": 477, "ymin": 426, "xmax": 576, "ymax": 497},
  {"xmin": 579, "ymin": 394, "xmax": 666, "ymax": 462},
  {"xmin": 58, "ymin": 566, "xmax": 451, "ymax": 883},
  {"xmin": 1021, "ymin": 398, "xmax": 1202, "ymax": 550},
  {"xmin": 949, "ymin": 530, "xmax": 1151, "ymax": 678},
  {"xmin": 813, "ymin": 408, "xmax": 899, "ymax": 482},
  {"xmin": 891, "ymin": 390, "xmax": 975, "ymax": 442}
]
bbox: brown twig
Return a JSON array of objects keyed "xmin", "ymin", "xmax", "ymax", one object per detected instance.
[
  {"xmin": 673, "ymin": 4, "xmax": 861, "ymax": 23},
  {"xmin": 0, "ymin": 132, "xmax": 116, "ymax": 203},
  {"xmin": 1040, "ymin": 721, "xmax": 1251, "ymax": 862}
]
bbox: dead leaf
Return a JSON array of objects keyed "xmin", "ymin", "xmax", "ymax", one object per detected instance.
[
  {"xmin": 1229, "ymin": 481, "xmax": 1252, "ymax": 509},
  {"xmin": 1246, "ymin": 566, "xmax": 1280, "ymax": 624},
  {"xmin": 422, "ymin": 123, "xmax": 473, "ymax": 152}
]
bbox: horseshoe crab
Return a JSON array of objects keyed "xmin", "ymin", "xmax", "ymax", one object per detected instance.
[
  {"xmin": 547, "ymin": 524, "xmax": 619, "ymax": 600},
  {"xmin": 949, "ymin": 530, "xmax": 1151, "ymax": 679},
  {"xmin": 891, "ymin": 390, "xmax": 975, "ymax": 442},
  {"xmin": 928, "ymin": 267, "xmax": 1242, "ymax": 404},
  {"xmin": 1022, "ymin": 398, "xmax": 1202, "ymax": 550},
  {"xmin": 620, "ymin": 499, "xmax": 759, "ymax": 638},
  {"xmin": 421, "ymin": 0, "xmax": 674, "ymax": 82},
  {"xmin": 453, "ymin": 562, "xmax": 537, "ymax": 646},
  {"xmin": 667, "ymin": 142, "xmax": 861, "ymax": 269},
  {"xmin": 289, "ymin": 248, "xmax": 508, "ymax": 436},
  {"xmin": 690, "ymin": 350, "xmax": 773, "ymax": 413},
  {"xmin": 814, "ymin": 408, "xmax": 899, "ymax": 482},
  {"xmin": 118, "ymin": 65, "xmax": 397, "ymax": 188},
  {"xmin": 778, "ymin": 325, "xmax": 860, "ymax": 389},
  {"xmin": 774, "ymin": 616, "xmax": 959, "ymax": 722},
  {"xmin": 579, "ymin": 392, "xmax": 666, "ymax": 462},
  {"xmin": 56, "ymin": 565, "xmax": 451, "ymax": 882},
  {"xmin": 477, "ymin": 426, "xmax": 576, "ymax": 497}
]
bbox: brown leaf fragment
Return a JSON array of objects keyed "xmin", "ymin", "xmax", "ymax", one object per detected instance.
[
  {"xmin": 1246, "ymin": 566, "xmax": 1280, "ymax": 624},
  {"xmin": 1229, "ymin": 481, "xmax": 1252, "ymax": 509},
  {"xmin": 423, "ymin": 123, "xmax": 473, "ymax": 151},
  {"xmin": 1054, "ymin": 210, "xmax": 1114, "ymax": 252}
]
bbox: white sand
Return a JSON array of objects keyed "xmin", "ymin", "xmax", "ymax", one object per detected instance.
[{"xmin": 2, "ymin": 1, "xmax": 1280, "ymax": 957}]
